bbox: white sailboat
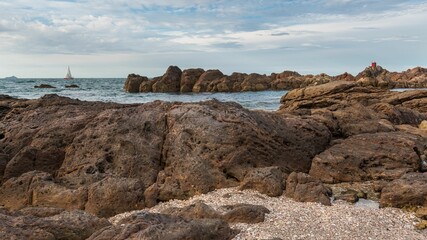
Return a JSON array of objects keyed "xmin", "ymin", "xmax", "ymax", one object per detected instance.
[{"xmin": 64, "ymin": 66, "xmax": 74, "ymax": 80}]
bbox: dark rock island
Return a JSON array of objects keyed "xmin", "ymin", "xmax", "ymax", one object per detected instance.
[
  {"xmin": 124, "ymin": 65, "xmax": 427, "ymax": 93},
  {"xmin": 0, "ymin": 81, "xmax": 426, "ymax": 238}
]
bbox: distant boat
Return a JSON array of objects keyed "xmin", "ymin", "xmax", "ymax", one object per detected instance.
[{"xmin": 64, "ymin": 66, "xmax": 74, "ymax": 80}]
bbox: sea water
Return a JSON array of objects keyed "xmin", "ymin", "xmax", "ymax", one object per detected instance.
[{"xmin": 0, "ymin": 78, "xmax": 288, "ymax": 111}]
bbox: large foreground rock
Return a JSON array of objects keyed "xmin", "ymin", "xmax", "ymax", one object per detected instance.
[{"xmin": 0, "ymin": 95, "xmax": 331, "ymax": 215}]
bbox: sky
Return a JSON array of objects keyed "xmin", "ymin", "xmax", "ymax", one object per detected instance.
[{"xmin": 0, "ymin": 0, "xmax": 426, "ymax": 78}]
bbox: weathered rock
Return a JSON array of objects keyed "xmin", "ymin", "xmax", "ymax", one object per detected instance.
[
  {"xmin": 221, "ymin": 204, "xmax": 270, "ymax": 223},
  {"xmin": 241, "ymin": 73, "xmax": 271, "ymax": 91},
  {"xmin": 152, "ymin": 101, "xmax": 331, "ymax": 202},
  {"xmin": 18, "ymin": 207, "xmax": 65, "ymax": 218},
  {"xmin": 217, "ymin": 72, "xmax": 247, "ymax": 92},
  {"xmin": 380, "ymin": 172, "xmax": 427, "ymax": 208},
  {"xmin": 124, "ymin": 74, "xmax": 149, "ymax": 93},
  {"xmin": 181, "ymin": 68, "xmax": 205, "ymax": 92},
  {"xmin": 85, "ymin": 177, "xmax": 146, "ymax": 218},
  {"xmin": 0, "ymin": 209, "xmax": 110, "ymax": 240},
  {"xmin": 0, "ymin": 171, "xmax": 87, "ymax": 211},
  {"xmin": 310, "ymin": 132, "xmax": 425, "ymax": 183},
  {"xmin": 416, "ymin": 207, "xmax": 427, "ymax": 219},
  {"xmin": 65, "ymin": 84, "xmax": 79, "ymax": 88},
  {"xmin": 239, "ymin": 166, "xmax": 285, "ymax": 197},
  {"xmin": 285, "ymin": 172, "xmax": 332, "ymax": 206},
  {"xmin": 193, "ymin": 69, "xmax": 224, "ymax": 92},
  {"xmin": 88, "ymin": 212, "xmax": 236, "ymax": 240},
  {"xmin": 152, "ymin": 66, "xmax": 182, "ymax": 92},
  {"xmin": 420, "ymin": 120, "xmax": 427, "ymax": 130}
]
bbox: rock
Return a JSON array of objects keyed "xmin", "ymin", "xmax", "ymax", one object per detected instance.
[
  {"xmin": 0, "ymin": 209, "xmax": 110, "ymax": 240},
  {"xmin": 238, "ymin": 166, "xmax": 285, "ymax": 197},
  {"xmin": 333, "ymin": 72, "xmax": 355, "ymax": 81},
  {"xmin": 420, "ymin": 120, "xmax": 427, "ymax": 130},
  {"xmin": 88, "ymin": 212, "xmax": 237, "ymax": 240},
  {"xmin": 416, "ymin": 207, "xmax": 427, "ymax": 219},
  {"xmin": 161, "ymin": 200, "xmax": 222, "ymax": 220},
  {"xmin": 380, "ymin": 172, "xmax": 427, "ymax": 208},
  {"xmin": 221, "ymin": 204, "xmax": 270, "ymax": 223},
  {"xmin": 241, "ymin": 73, "xmax": 271, "ymax": 91},
  {"xmin": 65, "ymin": 84, "xmax": 79, "ymax": 88},
  {"xmin": 217, "ymin": 72, "xmax": 247, "ymax": 92},
  {"xmin": 18, "ymin": 207, "xmax": 65, "ymax": 218},
  {"xmin": 139, "ymin": 79, "xmax": 155, "ymax": 92},
  {"xmin": 285, "ymin": 172, "xmax": 332, "ymax": 206},
  {"xmin": 153, "ymin": 100, "xmax": 331, "ymax": 201},
  {"xmin": 152, "ymin": 66, "xmax": 182, "ymax": 92},
  {"xmin": 334, "ymin": 190, "xmax": 359, "ymax": 203},
  {"xmin": 328, "ymin": 181, "xmax": 383, "ymax": 202},
  {"xmin": 0, "ymin": 95, "xmax": 331, "ymax": 213},
  {"xmin": 124, "ymin": 74, "xmax": 149, "ymax": 93},
  {"xmin": 34, "ymin": 84, "xmax": 55, "ymax": 88},
  {"xmin": 310, "ymin": 132, "xmax": 425, "ymax": 183},
  {"xmin": 180, "ymin": 68, "xmax": 205, "ymax": 92},
  {"xmin": 193, "ymin": 69, "xmax": 224, "ymax": 92},
  {"xmin": 0, "ymin": 171, "xmax": 88, "ymax": 211},
  {"xmin": 85, "ymin": 177, "xmax": 146, "ymax": 218}
]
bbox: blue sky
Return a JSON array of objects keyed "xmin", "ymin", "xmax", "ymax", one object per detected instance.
[{"xmin": 0, "ymin": 0, "xmax": 426, "ymax": 78}]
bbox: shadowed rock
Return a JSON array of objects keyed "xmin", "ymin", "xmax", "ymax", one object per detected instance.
[{"xmin": 285, "ymin": 172, "xmax": 332, "ymax": 206}]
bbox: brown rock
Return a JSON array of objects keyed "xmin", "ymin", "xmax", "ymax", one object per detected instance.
[
  {"xmin": 221, "ymin": 204, "xmax": 270, "ymax": 223},
  {"xmin": 380, "ymin": 172, "xmax": 427, "ymax": 208},
  {"xmin": 180, "ymin": 68, "xmax": 205, "ymax": 92},
  {"xmin": 310, "ymin": 132, "xmax": 425, "ymax": 183},
  {"xmin": 285, "ymin": 172, "xmax": 332, "ymax": 206},
  {"xmin": 420, "ymin": 120, "xmax": 427, "ymax": 130},
  {"xmin": 217, "ymin": 72, "xmax": 247, "ymax": 92},
  {"xmin": 239, "ymin": 167, "xmax": 285, "ymax": 197},
  {"xmin": 88, "ymin": 212, "xmax": 236, "ymax": 240},
  {"xmin": 85, "ymin": 177, "xmax": 146, "ymax": 218},
  {"xmin": 193, "ymin": 69, "xmax": 224, "ymax": 92},
  {"xmin": 241, "ymin": 73, "xmax": 271, "ymax": 91},
  {"xmin": 0, "ymin": 209, "xmax": 110, "ymax": 240},
  {"xmin": 124, "ymin": 74, "xmax": 148, "ymax": 93},
  {"xmin": 152, "ymin": 66, "xmax": 182, "ymax": 92}
]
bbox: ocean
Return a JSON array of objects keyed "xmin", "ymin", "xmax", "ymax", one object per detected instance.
[{"xmin": 0, "ymin": 78, "xmax": 288, "ymax": 111}]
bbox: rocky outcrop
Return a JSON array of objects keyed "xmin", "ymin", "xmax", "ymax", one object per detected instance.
[
  {"xmin": 285, "ymin": 172, "xmax": 332, "ymax": 206},
  {"xmin": 34, "ymin": 84, "xmax": 56, "ymax": 88},
  {"xmin": 125, "ymin": 65, "xmax": 427, "ymax": 93},
  {"xmin": 380, "ymin": 172, "xmax": 427, "ymax": 208},
  {"xmin": 0, "ymin": 94, "xmax": 331, "ymax": 216}
]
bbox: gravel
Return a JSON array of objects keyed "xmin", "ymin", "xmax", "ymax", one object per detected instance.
[{"xmin": 110, "ymin": 187, "xmax": 426, "ymax": 240}]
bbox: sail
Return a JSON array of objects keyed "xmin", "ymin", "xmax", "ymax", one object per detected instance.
[{"xmin": 65, "ymin": 66, "xmax": 74, "ymax": 79}]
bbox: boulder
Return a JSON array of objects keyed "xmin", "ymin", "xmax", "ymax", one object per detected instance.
[
  {"xmin": 420, "ymin": 120, "xmax": 427, "ymax": 130},
  {"xmin": 239, "ymin": 166, "xmax": 285, "ymax": 197},
  {"xmin": 124, "ymin": 74, "xmax": 148, "ymax": 93},
  {"xmin": 241, "ymin": 73, "xmax": 271, "ymax": 91},
  {"xmin": 380, "ymin": 172, "xmax": 427, "ymax": 208},
  {"xmin": 217, "ymin": 72, "xmax": 247, "ymax": 92},
  {"xmin": 65, "ymin": 84, "xmax": 79, "ymax": 88},
  {"xmin": 88, "ymin": 212, "xmax": 236, "ymax": 240},
  {"xmin": 193, "ymin": 69, "xmax": 224, "ymax": 92},
  {"xmin": 180, "ymin": 68, "xmax": 205, "ymax": 92},
  {"xmin": 221, "ymin": 204, "xmax": 270, "ymax": 223},
  {"xmin": 152, "ymin": 66, "xmax": 182, "ymax": 92},
  {"xmin": 310, "ymin": 132, "xmax": 425, "ymax": 183},
  {"xmin": 285, "ymin": 172, "xmax": 332, "ymax": 206}
]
